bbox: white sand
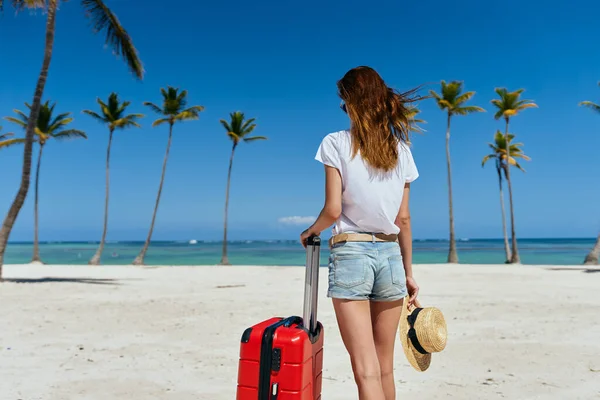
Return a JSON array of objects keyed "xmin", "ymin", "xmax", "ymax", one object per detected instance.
[{"xmin": 1, "ymin": 263, "xmax": 599, "ymax": 400}]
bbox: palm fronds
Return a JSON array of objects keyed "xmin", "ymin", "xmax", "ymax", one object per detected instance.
[
  {"xmin": 244, "ymin": 136, "xmax": 267, "ymax": 142},
  {"xmin": 3, "ymin": 116, "xmax": 27, "ymax": 128},
  {"xmin": 6, "ymin": 100, "xmax": 86, "ymax": 144},
  {"xmin": 579, "ymin": 101, "xmax": 600, "ymax": 113},
  {"xmin": 83, "ymin": 110, "xmax": 108, "ymax": 123},
  {"xmin": 491, "ymin": 88, "xmax": 537, "ymax": 120},
  {"xmin": 144, "ymin": 102, "xmax": 163, "ymax": 115},
  {"xmin": 406, "ymin": 106, "xmax": 426, "ymax": 133},
  {"xmin": 85, "ymin": 93, "xmax": 144, "ymax": 131},
  {"xmin": 1, "ymin": 0, "xmax": 45, "ymax": 12},
  {"xmin": 52, "ymin": 129, "xmax": 87, "ymax": 140},
  {"xmin": 482, "ymin": 130, "xmax": 531, "ymax": 172},
  {"xmin": 145, "ymin": 87, "xmax": 204, "ymax": 127},
  {"xmin": 152, "ymin": 118, "xmax": 170, "ymax": 127},
  {"xmin": 430, "ymin": 80, "xmax": 485, "ymax": 116},
  {"xmin": 579, "ymin": 84, "xmax": 600, "ymax": 115},
  {"xmin": 0, "ymin": 124, "xmax": 23, "ymax": 149},
  {"xmin": 221, "ymin": 111, "xmax": 266, "ymax": 145},
  {"xmin": 81, "ymin": 0, "xmax": 144, "ymax": 79},
  {"xmin": 0, "ymin": 138, "xmax": 27, "ymax": 149},
  {"xmin": 453, "ymin": 105, "xmax": 486, "ymax": 116}
]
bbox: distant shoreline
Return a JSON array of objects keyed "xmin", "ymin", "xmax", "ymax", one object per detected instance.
[
  {"xmin": 6, "ymin": 237, "xmax": 598, "ymax": 244},
  {"xmin": 3, "ymin": 238, "xmax": 596, "ymax": 266}
]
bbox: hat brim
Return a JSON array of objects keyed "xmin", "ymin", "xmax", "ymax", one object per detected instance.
[{"xmin": 399, "ymin": 296, "xmax": 432, "ymax": 372}]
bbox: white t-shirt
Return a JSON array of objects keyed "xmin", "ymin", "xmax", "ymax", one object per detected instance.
[{"xmin": 315, "ymin": 130, "xmax": 419, "ymax": 235}]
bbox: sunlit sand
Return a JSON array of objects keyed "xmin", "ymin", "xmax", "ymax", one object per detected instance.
[{"xmin": 1, "ymin": 263, "xmax": 599, "ymax": 399}]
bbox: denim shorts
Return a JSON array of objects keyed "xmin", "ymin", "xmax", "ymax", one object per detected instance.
[{"xmin": 327, "ymin": 241, "xmax": 407, "ymax": 301}]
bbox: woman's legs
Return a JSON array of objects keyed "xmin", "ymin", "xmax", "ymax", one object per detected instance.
[
  {"xmin": 333, "ymin": 299, "xmax": 385, "ymax": 400},
  {"xmin": 370, "ymin": 299, "xmax": 403, "ymax": 400}
]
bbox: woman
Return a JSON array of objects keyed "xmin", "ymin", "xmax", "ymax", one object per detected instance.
[{"xmin": 301, "ymin": 66, "xmax": 420, "ymax": 400}]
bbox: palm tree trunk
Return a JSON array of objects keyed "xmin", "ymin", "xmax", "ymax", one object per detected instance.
[
  {"xmin": 0, "ymin": 0, "xmax": 57, "ymax": 281},
  {"xmin": 89, "ymin": 128, "xmax": 113, "ymax": 265},
  {"xmin": 133, "ymin": 124, "xmax": 173, "ymax": 265},
  {"xmin": 220, "ymin": 144, "xmax": 236, "ymax": 265},
  {"xmin": 497, "ymin": 163, "xmax": 511, "ymax": 263},
  {"xmin": 31, "ymin": 145, "xmax": 44, "ymax": 264},
  {"xmin": 583, "ymin": 233, "xmax": 600, "ymax": 265},
  {"xmin": 445, "ymin": 114, "xmax": 458, "ymax": 263},
  {"xmin": 504, "ymin": 118, "xmax": 520, "ymax": 263}
]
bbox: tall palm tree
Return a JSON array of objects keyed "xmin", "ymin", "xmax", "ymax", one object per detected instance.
[
  {"xmin": 220, "ymin": 112, "xmax": 267, "ymax": 265},
  {"xmin": 0, "ymin": 126, "xmax": 26, "ymax": 150},
  {"xmin": 84, "ymin": 93, "xmax": 143, "ymax": 265},
  {"xmin": 430, "ymin": 81, "xmax": 485, "ymax": 263},
  {"xmin": 0, "ymin": 0, "xmax": 143, "ymax": 280},
  {"xmin": 491, "ymin": 88, "xmax": 537, "ymax": 264},
  {"xmin": 132, "ymin": 87, "xmax": 204, "ymax": 266},
  {"xmin": 5, "ymin": 101, "xmax": 87, "ymax": 263},
  {"xmin": 579, "ymin": 84, "xmax": 600, "ymax": 265},
  {"xmin": 482, "ymin": 131, "xmax": 531, "ymax": 263}
]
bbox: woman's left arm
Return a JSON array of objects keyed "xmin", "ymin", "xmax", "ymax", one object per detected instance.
[{"xmin": 300, "ymin": 165, "xmax": 342, "ymax": 246}]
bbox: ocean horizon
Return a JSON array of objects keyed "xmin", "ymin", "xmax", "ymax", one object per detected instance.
[{"xmin": 4, "ymin": 237, "xmax": 595, "ymax": 266}]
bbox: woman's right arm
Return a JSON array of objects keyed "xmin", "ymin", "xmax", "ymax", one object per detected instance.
[{"xmin": 395, "ymin": 182, "xmax": 419, "ymax": 305}]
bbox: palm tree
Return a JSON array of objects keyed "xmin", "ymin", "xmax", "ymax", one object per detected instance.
[
  {"xmin": 84, "ymin": 93, "xmax": 143, "ymax": 265},
  {"xmin": 220, "ymin": 112, "xmax": 267, "ymax": 265},
  {"xmin": 5, "ymin": 101, "xmax": 87, "ymax": 263},
  {"xmin": 491, "ymin": 88, "xmax": 537, "ymax": 264},
  {"xmin": 132, "ymin": 87, "xmax": 204, "ymax": 266},
  {"xmin": 0, "ymin": 0, "xmax": 143, "ymax": 280},
  {"xmin": 579, "ymin": 84, "xmax": 600, "ymax": 265},
  {"xmin": 430, "ymin": 81, "xmax": 485, "ymax": 263},
  {"xmin": 0, "ymin": 126, "xmax": 26, "ymax": 150},
  {"xmin": 482, "ymin": 131, "xmax": 531, "ymax": 263}
]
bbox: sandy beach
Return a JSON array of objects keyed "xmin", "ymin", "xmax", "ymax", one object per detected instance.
[{"xmin": 1, "ymin": 263, "xmax": 599, "ymax": 400}]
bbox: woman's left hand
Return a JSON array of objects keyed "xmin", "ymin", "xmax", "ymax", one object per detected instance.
[
  {"xmin": 406, "ymin": 276, "xmax": 419, "ymax": 307},
  {"xmin": 300, "ymin": 227, "xmax": 319, "ymax": 248}
]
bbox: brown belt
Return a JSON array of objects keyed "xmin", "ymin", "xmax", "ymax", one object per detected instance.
[{"xmin": 329, "ymin": 233, "xmax": 398, "ymax": 247}]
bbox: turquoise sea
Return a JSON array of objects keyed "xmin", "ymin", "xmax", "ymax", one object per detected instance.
[{"xmin": 3, "ymin": 238, "xmax": 595, "ymax": 265}]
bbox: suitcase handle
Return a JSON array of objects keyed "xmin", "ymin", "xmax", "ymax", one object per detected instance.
[
  {"xmin": 302, "ymin": 235, "xmax": 321, "ymax": 335},
  {"xmin": 283, "ymin": 316, "xmax": 303, "ymax": 328}
]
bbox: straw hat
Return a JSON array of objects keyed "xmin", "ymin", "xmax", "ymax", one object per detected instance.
[{"xmin": 399, "ymin": 296, "xmax": 447, "ymax": 372}]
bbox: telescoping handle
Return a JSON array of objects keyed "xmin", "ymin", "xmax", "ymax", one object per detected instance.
[{"xmin": 302, "ymin": 235, "xmax": 321, "ymax": 335}]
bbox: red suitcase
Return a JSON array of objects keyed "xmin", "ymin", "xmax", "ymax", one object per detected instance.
[{"xmin": 236, "ymin": 236, "xmax": 324, "ymax": 400}]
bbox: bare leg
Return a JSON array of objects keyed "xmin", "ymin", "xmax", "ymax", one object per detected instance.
[
  {"xmin": 370, "ymin": 299, "xmax": 403, "ymax": 400},
  {"xmin": 333, "ymin": 299, "xmax": 385, "ymax": 400}
]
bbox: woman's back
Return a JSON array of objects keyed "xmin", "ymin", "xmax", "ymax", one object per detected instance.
[
  {"xmin": 300, "ymin": 65, "xmax": 422, "ymax": 400},
  {"xmin": 316, "ymin": 129, "xmax": 418, "ymax": 236}
]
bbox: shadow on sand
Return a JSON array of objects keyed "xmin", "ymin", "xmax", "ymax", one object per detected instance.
[
  {"xmin": 546, "ymin": 267, "xmax": 600, "ymax": 274},
  {"xmin": 584, "ymin": 269, "xmax": 600, "ymax": 274},
  {"xmin": 3, "ymin": 277, "xmax": 120, "ymax": 285}
]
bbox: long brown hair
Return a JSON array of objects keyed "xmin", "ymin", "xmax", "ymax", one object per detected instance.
[{"xmin": 337, "ymin": 66, "xmax": 420, "ymax": 171}]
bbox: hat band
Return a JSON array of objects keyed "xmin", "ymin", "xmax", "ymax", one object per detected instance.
[{"xmin": 407, "ymin": 308, "xmax": 429, "ymax": 355}]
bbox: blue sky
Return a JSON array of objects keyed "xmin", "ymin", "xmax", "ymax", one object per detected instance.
[{"xmin": 1, "ymin": 0, "xmax": 599, "ymax": 241}]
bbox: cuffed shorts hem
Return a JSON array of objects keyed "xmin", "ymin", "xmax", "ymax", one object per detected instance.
[
  {"xmin": 327, "ymin": 292, "xmax": 369, "ymax": 301},
  {"xmin": 327, "ymin": 288, "xmax": 407, "ymax": 302},
  {"xmin": 368, "ymin": 290, "xmax": 407, "ymax": 302}
]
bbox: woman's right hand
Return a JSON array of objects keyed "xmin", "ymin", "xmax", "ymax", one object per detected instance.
[
  {"xmin": 406, "ymin": 276, "xmax": 419, "ymax": 307},
  {"xmin": 300, "ymin": 226, "xmax": 319, "ymax": 248}
]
